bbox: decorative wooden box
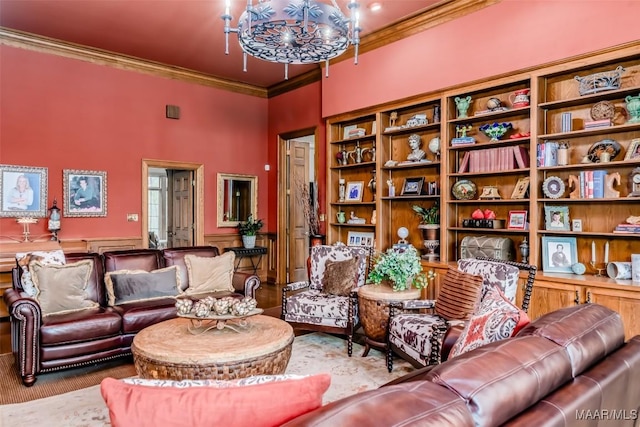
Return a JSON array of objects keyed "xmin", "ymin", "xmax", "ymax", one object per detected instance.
[{"xmin": 460, "ymin": 236, "xmax": 515, "ymax": 261}]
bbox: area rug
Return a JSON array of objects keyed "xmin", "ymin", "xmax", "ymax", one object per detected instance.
[
  {"xmin": 0, "ymin": 354, "xmax": 137, "ymax": 404},
  {"xmin": 0, "ymin": 333, "xmax": 414, "ymax": 426}
]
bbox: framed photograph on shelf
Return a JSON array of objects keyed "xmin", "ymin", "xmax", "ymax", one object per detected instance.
[
  {"xmin": 347, "ymin": 231, "xmax": 374, "ymax": 247},
  {"xmin": 63, "ymin": 169, "xmax": 107, "ymax": 217},
  {"xmin": 542, "ymin": 236, "xmax": 577, "ymax": 273},
  {"xmin": 0, "ymin": 164, "xmax": 48, "ymax": 218},
  {"xmin": 344, "ymin": 181, "xmax": 364, "ymax": 202},
  {"xmin": 507, "ymin": 210, "xmax": 528, "ymax": 230},
  {"xmin": 510, "ymin": 177, "xmax": 530, "ymax": 199},
  {"xmin": 544, "ymin": 206, "xmax": 570, "ymax": 230},
  {"xmin": 572, "ymin": 219, "xmax": 583, "ymax": 232},
  {"xmin": 624, "ymin": 138, "xmax": 640, "ymax": 160},
  {"xmin": 401, "ymin": 177, "xmax": 425, "ymax": 196}
]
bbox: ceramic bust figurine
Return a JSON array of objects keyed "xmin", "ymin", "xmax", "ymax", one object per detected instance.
[{"xmin": 407, "ymin": 134, "xmax": 426, "ymax": 162}]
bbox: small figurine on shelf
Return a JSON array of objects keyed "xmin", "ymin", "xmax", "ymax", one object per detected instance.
[
  {"xmin": 338, "ymin": 178, "xmax": 346, "ymax": 202},
  {"xmin": 367, "ymin": 170, "xmax": 376, "ymax": 201},
  {"xmin": 451, "ymin": 124, "xmax": 475, "ymax": 145},
  {"xmin": 390, "ymin": 111, "xmax": 398, "ymax": 128},
  {"xmin": 387, "ymin": 179, "xmax": 395, "ymax": 197},
  {"xmin": 406, "ymin": 134, "xmax": 427, "ymax": 162}
]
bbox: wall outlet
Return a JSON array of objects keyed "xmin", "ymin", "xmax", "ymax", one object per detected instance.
[
  {"xmin": 319, "ymin": 213, "xmax": 325, "ymax": 222},
  {"xmin": 127, "ymin": 213, "xmax": 139, "ymax": 222}
]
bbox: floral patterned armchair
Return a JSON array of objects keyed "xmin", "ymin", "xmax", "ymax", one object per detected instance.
[
  {"xmin": 386, "ymin": 257, "xmax": 536, "ymax": 371},
  {"xmin": 281, "ymin": 244, "xmax": 370, "ymax": 356}
]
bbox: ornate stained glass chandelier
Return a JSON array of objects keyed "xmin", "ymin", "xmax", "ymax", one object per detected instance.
[{"xmin": 222, "ymin": 0, "xmax": 361, "ymax": 79}]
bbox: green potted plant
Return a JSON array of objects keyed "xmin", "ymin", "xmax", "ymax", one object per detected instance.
[
  {"xmin": 236, "ymin": 213, "xmax": 263, "ymax": 249},
  {"xmin": 367, "ymin": 246, "xmax": 428, "ymax": 291}
]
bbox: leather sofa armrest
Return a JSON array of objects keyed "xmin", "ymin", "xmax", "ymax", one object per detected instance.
[
  {"xmin": 3, "ymin": 288, "xmax": 42, "ymax": 386},
  {"xmin": 441, "ymin": 322, "xmax": 466, "ymax": 362},
  {"xmin": 231, "ymin": 271, "xmax": 260, "ymax": 299}
]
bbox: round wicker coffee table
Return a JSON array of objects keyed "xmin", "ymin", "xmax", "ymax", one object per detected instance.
[{"xmin": 131, "ymin": 315, "xmax": 294, "ymax": 381}]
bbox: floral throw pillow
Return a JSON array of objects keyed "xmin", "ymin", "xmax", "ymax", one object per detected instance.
[{"xmin": 449, "ymin": 286, "xmax": 530, "ymax": 358}]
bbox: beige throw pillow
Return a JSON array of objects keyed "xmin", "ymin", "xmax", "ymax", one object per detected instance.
[
  {"xmin": 15, "ymin": 249, "xmax": 66, "ymax": 296},
  {"xmin": 322, "ymin": 257, "xmax": 359, "ymax": 296},
  {"xmin": 30, "ymin": 260, "xmax": 98, "ymax": 316},
  {"xmin": 184, "ymin": 252, "xmax": 235, "ymax": 294},
  {"xmin": 104, "ymin": 266, "xmax": 181, "ymax": 306}
]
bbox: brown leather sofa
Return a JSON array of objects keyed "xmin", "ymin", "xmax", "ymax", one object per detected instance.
[
  {"xmin": 284, "ymin": 304, "xmax": 640, "ymax": 426},
  {"xmin": 4, "ymin": 246, "xmax": 260, "ymax": 386}
]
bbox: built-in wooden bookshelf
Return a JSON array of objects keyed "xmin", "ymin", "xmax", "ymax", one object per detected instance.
[{"xmin": 325, "ymin": 42, "xmax": 640, "ymax": 339}]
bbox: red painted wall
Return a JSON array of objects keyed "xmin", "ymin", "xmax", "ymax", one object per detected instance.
[
  {"xmin": 267, "ymin": 82, "xmax": 325, "ymax": 233},
  {"xmin": 322, "ymin": 0, "xmax": 640, "ymax": 117},
  {"xmin": 0, "ymin": 46, "xmax": 268, "ymax": 239},
  {"xmin": 2, "ymin": 0, "xmax": 638, "ymax": 241}
]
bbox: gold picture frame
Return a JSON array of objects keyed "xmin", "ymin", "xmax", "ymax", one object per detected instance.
[
  {"xmin": 511, "ymin": 177, "xmax": 530, "ymax": 199},
  {"xmin": 624, "ymin": 138, "xmax": 640, "ymax": 160}
]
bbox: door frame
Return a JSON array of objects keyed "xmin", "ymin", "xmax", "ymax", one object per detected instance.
[
  {"xmin": 141, "ymin": 159, "xmax": 205, "ymax": 248},
  {"xmin": 277, "ymin": 127, "xmax": 318, "ymax": 284}
]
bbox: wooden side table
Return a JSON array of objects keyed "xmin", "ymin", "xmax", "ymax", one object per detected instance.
[
  {"xmin": 225, "ymin": 246, "xmax": 267, "ymax": 275},
  {"xmin": 358, "ymin": 283, "xmax": 421, "ymax": 357}
]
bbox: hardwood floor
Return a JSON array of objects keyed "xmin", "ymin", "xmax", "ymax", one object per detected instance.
[{"xmin": 255, "ymin": 282, "xmax": 284, "ymax": 317}]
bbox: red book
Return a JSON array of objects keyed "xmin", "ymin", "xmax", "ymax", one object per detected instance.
[
  {"xmin": 459, "ymin": 152, "xmax": 471, "ymax": 173},
  {"xmin": 513, "ymin": 146, "xmax": 530, "ymax": 169}
]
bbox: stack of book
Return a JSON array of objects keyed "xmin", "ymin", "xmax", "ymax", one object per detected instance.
[
  {"xmin": 584, "ymin": 119, "xmax": 612, "ymax": 129},
  {"xmin": 459, "ymin": 146, "xmax": 528, "ymax": 173},
  {"xmin": 575, "ymin": 170, "xmax": 607, "ymax": 199},
  {"xmin": 613, "ymin": 223, "xmax": 640, "ymax": 234}
]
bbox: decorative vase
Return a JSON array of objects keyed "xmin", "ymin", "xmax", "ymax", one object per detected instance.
[
  {"xmin": 419, "ymin": 224, "xmax": 440, "ymax": 261},
  {"xmin": 509, "ymin": 89, "xmax": 530, "ymax": 108},
  {"xmin": 336, "ymin": 211, "xmax": 346, "ymax": 224},
  {"xmin": 242, "ymin": 235, "xmax": 256, "ymax": 249},
  {"xmin": 625, "ymin": 94, "xmax": 640, "ymax": 123},
  {"xmin": 455, "ymin": 96, "xmax": 472, "ymax": 118}
]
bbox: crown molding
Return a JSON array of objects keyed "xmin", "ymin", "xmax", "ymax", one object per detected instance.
[
  {"xmin": 0, "ymin": 0, "xmax": 497, "ymax": 98},
  {"xmin": 0, "ymin": 27, "xmax": 268, "ymax": 98}
]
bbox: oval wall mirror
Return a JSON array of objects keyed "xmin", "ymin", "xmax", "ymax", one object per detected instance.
[{"xmin": 217, "ymin": 173, "xmax": 258, "ymax": 227}]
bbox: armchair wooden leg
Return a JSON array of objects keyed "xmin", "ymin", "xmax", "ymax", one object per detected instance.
[
  {"xmin": 386, "ymin": 346, "xmax": 394, "ymax": 373},
  {"xmin": 347, "ymin": 335, "xmax": 353, "ymax": 357}
]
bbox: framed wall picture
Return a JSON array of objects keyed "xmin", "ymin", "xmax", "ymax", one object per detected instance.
[
  {"xmin": 544, "ymin": 206, "xmax": 570, "ymax": 230},
  {"xmin": 0, "ymin": 164, "xmax": 48, "ymax": 218},
  {"xmin": 401, "ymin": 177, "xmax": 424, "ymax": 196},
  {"xmin": 507, "ymin": 210, "xmax": 528, "ymax": 230},
  {"xmin": 63, "ymin": 169, "xmax": 107, "ymax": 217},
  {"xmin": 542, "ymin": 236, "xmax": 577, "ymax": 273},
  {"xmin": 624, "ymin": 138, "xmax": 640, "ymax": 160},
  {"xmin": 345, "ymin": 181, "xmax": 364, "ymax": 202},
  {"xmin": 511, "ymin": 177, "xmax": 530, "ymax": 199},
  {"xmin": 347, "ymin": 231, "xmax": 374, "ymax": 247}
]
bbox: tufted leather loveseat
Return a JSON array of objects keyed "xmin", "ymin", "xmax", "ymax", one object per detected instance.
[{"xmin": 4, "ymin": 246, "xmax": 260, "ymax": 386}]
